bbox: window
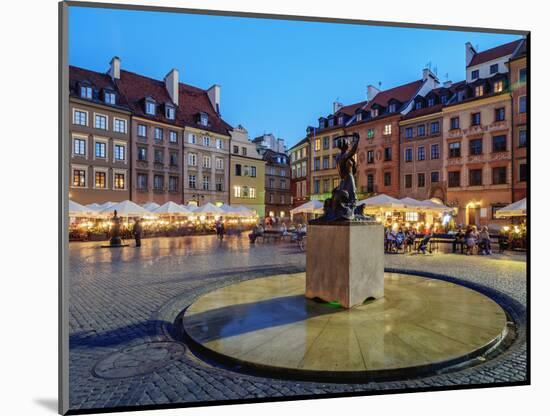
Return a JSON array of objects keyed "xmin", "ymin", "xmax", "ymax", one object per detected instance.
[
  {"xmin": 314, "ymin": 139, "xmax": 321, "ymax": 151},
  {"xmin": 165, "ymin": 106, "xmax": 175, "ymax": 120},
  {"xmin": 216, "ymin": 158, "xmax": 224, "ymax": 170},
  {"xmin": 153, "ymin": 175, "xmax": 164, "ymax": 190},
  {"xmin": 384, "ymin": 172, "xmax": 392, "ymax": 187},
  {"xmin": 216, "ymin": 177, "xmax": 223, "ymax": 192},
  {"xmin": 234, "ymin": 164, "xmax": 242, "ymax": 176},
  {"xmin": 269, "ymin": 178, "xmax": 275, "ymax": 189},
  {"xmin": 428, "ymin": 98, "xmax": 435, "ymax": 107},
  {"xmin": 73, "ymin": 110, "xmax": 87, "ymax": 126},
  {"xmin": 137, "ymin": 147, "xmax": 147, "ymax": 161},
  {"xmin": 200, "ymin": 113, "xmax": 208, "ymax": 126},
  {"xmin": 80, "ymin": 86, "xmax": 92, "ymax": 99},
  {"xmin": 322, "ymin": 156, "xmax": 329, "ymax": 169},
  {"xmin": 169, "ymin": 131, "xmax": 178, "ymax": 143},
  {"xmin": 249, "ymin": 166, "xmax": 256, "ymax": 177},
  {"xmin": 188, "ymin": 175, "xmax": 196, "ymax": 189},
  {"xmin": 202, "ymin": 136, "xmax": 210, "ymax": 147},
  {"xmin": 490, "ymin": 63, "xmax": 499, "ymax": 74},
  {"xmin": 471, "ymin": 69, "xmax": 479, "ymax": 80},
  {"xmin": 441, "ymin": 95, "xmax": 447, "ymax": 104},
  {"xmin": 269, "ymin": 194, "xmax": 275, "ymax": 203},
  {"xmin": 495, "ymin": 107, "xmax": 505, "ymax": 122},
  {"xmin": 137, "ymin": 173, "xmax": 148, "ymax": 190},
  {"xmin": 431, "ymin": 144, "xmax": 440, "ymax": 159},
  {"xmin": 519, "ymin": 96, "xmax": 527, "ymax": 113},
  {"xmin": 384, "ymin": 147, "xmax": 392, "ymax": 161},
  {"xmin": 95, "ymin": 141, "xmax": 106, "ymax": 158},
  {"xmin": 405, "ymin": 127, "xmax": 413, "ymax": 139},
  {"xmin": 417, "ymin": 125, "xmax": 425, "ymax": 137},
  {"xmin": 203, "ymin": 155, "xmax": 211, "ymax": 168},
  {"xmin": 216, "ymin": 138, "xmax": 223, "ymax": 149},
  {"xmin": 417, "ymin": 173, "xmax": 425, "ymax": 188},
  {"xmin": 371, "ymin": 108, "xmax": 379, "ymax": 117},
  {"xmin": 323, "ymin": 179, "xmax": 330, "ymax": 193},
  {"xmin": 168, "ymin": 176, "xmax": 178, "ymax": 192},
  {"xmin": 95, "ymin": 171, "xmax": 106, "ymax": 189},
  {"xmin": 492, "ymin": 166, "xmax": 507, "ymax": 185},
  {"xmin": 519, "ymin": 163, "xmax": 527, "ymax": 182},
  {"xmin": 492, "ymin": 135, "xmax": 507, "ymax": 152},
  {"xmin": 415, "ymin": 101, "xmax": 422, "ymax": 110},
  {"xmin": 328, "ymin": 118, "xmax": 334, "ymax": 127},
  {"xmin": 383, "ymin": 124, "xmax": 392, "ymax": 135},
  {"xmin": 404, "ymin": 174, "xmax": 412, "ymax": 188},
  {"xmin": 145, "ymin": 100, "xmax": 156, "ymax": 115},
  {"xmin": 73, "ymin": 138, "xmax": 86, "ymax": 156},
  {"xmin": 73, "ymin": 169, "xmax": 86, "ymax": 187},
  {"xmin": 367, "ymin": 128, "xmax": 374, "ymax": 139},
  {"xmin": 469, "ymin": 169, "xmax": 482, "ymax": 186},
  {"xmin": 188, "ymin": 133, "xmax": 196, "ymax": 144},
  {"xmin": 367, "ymin": 150, "xmax": 374, "ymax": 164},
  {"xmin": 469, "ymin": 139, "xmax": 483, "ymax": 155},
  {"xmin": 450, "ymin": 117, "xmax": 460, "ymax": 130},
  {"xmin": 519, "ymin": 68, "xmax": 527, "ymax": 83},
  {"xmin": 233, "ymin": 186, "xmax": 242, "ymax": 198},
  {"xmin": 203, "ymin": 176, "xmax": 210, "ymax": 190},
  {"xmin": 114, "ymin": 173, "xmax": 125, "ymax": 189},
  {"xmin": 493, "ymin": 80, "xmax": 504, "ymax": 93},
  {"xmin": 519, "ymin": 129, "xmax": 527, "ymax": 148},
  {"xmin": 104, "ymin": 91, "xmax": 116, "ymax": 104},
  {"xmin": 170, "ymin": 152, "xmax": 178, "ymax": 166},
  {"xmin": 154, "ymin": 149, "xmax": 163, "ymax": 164},
  {"xmin": 314, "ymin": 180, "xmax": 320, "ymax": 194},
  {"xmin": 113, "ymin": 118, "xmax": 126, "ymax": 133},
  {"xmin": 338, "ymin": 116, "xmax": 344, "ymax": 125},
  {"xmin": 138, "ymin": 124, "xmax": 147, "ymax": 137},
  {"xmin": 114, "ymin": 144, "xmax": 125, "ymax": 161},
  {"xmin": 449, "ymin": 142, "xmax": 461, "ymax": 158},
  {"xmin": 94, "ymin": 114, "xmax": 107, "ymax": 130},
  {"xmin": 431, "ymin": 171, "xmax": 440, "ymax": 183},
  {"xmin": 405, "ymin": 148, "xmax": 413, "ymax": 162},
  {"xmin": 154, "ymin": 127, "xmax": 163, "ymax": 141},
  {"xmin": 448, "ymin": 171, "xmax": 460, "ymax": 187},
  {"xmin": 474, "ymin": 85, "xmax": 484, "ymax": 97},
  {"xmin": 319, "ymin": 119, "xmax": 325, "ymax": 129},
  {"xmin": 367, "ymin": 174, "xmax": 374, "ymax": 193},
  {"xmin": 323, "ymin": 136, "xmax": 330, "ymax": 150},
  {"xmin": 314, "ymin": 157, "xmax": 320, "ymax": 171},
  {"xmin": 388, "ymin": 103, "xmax": 396, "ymax": 113},
  {"xmin": 280, "ymin": 179, "xmax": 287, "ymax": 190},
  {"xmin": 188, "ymin": 153, "xmax": 197, "ymax": 166},
  {"xmin": 417, "ymin": 146, "xmax": 425, "ymax": 161},
  {"xmin": 430, "ymin": 121, "xmax": 440, "ymax": 134},
  {"xmin": 471, "ymin": 112, "xmax": 481, "ymax": 126},
  {"xmin": 356, "ymin": 113, "xmax": 362, "ymax": 121},
  {"xmin": 405, "ymin": 212, "xmax": 418, "ymax": 222}
]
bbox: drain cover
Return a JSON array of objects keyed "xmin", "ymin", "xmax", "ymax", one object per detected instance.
[{"xmin": 93, "ymin": 341, "xmax": 186, "ymax": 379}]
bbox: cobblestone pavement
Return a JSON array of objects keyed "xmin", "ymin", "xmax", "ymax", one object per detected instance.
[{"xmin": 68, "ymin": 235, "xmax": 527, "ymax": 411}]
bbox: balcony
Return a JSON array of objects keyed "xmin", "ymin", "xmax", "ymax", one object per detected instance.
[{"xmin": 448, "ymin": 128, "xmax": 463, "ymax": 139}]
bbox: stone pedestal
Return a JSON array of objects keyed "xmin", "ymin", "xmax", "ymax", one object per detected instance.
[{"xmin": 306, "ymin": 222, "xmax": 384, "ymax": 308}]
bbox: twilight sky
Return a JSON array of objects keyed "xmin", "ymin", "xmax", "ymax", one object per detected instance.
[{"xmin": 69, "ymin": 6, "xmax": 521, "ymax": 148}]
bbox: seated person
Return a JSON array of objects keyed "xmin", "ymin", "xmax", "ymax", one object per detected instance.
[
  {"xmin": 452, "ymin": 226, "xmax": 465, "ymax": 254},
  {"xmin": 248, "ymin": 223, "xmax": 264, "ymax": 243},
  {"xmin": 417, "ymin": 232, "xmax": 433, "ymax": 254},
  {"xmin": 395, "ymin": 228, "xmax": 405, "ymax": 251}
]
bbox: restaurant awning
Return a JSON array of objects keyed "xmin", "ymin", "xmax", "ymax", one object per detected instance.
[
  {"xmin": 290, "ymin": 200, "xmax": 324, "ymax": 214},
  {"xmin": 192, "ymin": 202, "xmax": 224, "ymax": 216},
  {"xmin": 69, "ymin": 200, "xmax": 97, "ymax": 217},
  {"xmin": 101, "ymin": 200, "xmax": 152, "ymax": 217},
  {"xmin": 153, "ymin": 201, "xmax": 192, "ymax": 215},
  {"xmin": 358, "ymin": 194, "xmax": 405, "ymax": 210},
  {"xmin": 143, "ymin": 202, "xmax": 161, "ymax": 211},
  {"xmin": 495, "ymin": 198, "xmax": 527, "ymax": 218}
]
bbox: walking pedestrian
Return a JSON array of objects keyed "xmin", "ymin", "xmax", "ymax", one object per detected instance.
[{"xmin": 133, "ymin": 218, "xmax": 143, "ymax": 247}]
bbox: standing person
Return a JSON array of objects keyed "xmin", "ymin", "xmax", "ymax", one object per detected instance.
[
  {"xmin": 465, "ymin": 226, "xmax": 477, "ymax": 255},
  {"xmin": 219, "ymin": 221, "xmax": 226, "ymax": 241},
  {"xmin": 479, "ymin": 226, "xmax": 492, "ymax": 255},
  {"xmin": 133, "ymin": 218, "xmax": 143, "ymax": 247}
]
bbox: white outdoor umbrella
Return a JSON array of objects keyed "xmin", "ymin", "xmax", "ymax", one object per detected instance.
[
  {"xmin": 218, "ymin": 203, "xmax": 239, "ymax": 216},
  {"xmin": 399, "ymin": 197, "xmax": 425, "ymax": 208},
  {"xmin": 143, "ymin": 202, "xmax": 160, "ymax": 211},
  {"xmin": 193, "ymin": 202, "xmax": 224, "ymax": 216},
  {"xmin": 153, "ymin": 201, "xmax": 192, "ymax": 215},
  {"xmin": 182, "ymin": 204, "xmax": 197, "ymax": 212},
  {"xmin": 290, "ymin": 200, "xmax": 324, "ymax": 215},
  {"xmin": 99, "ymin": 201, "xmax": 117, "ymax": 211},
  {"xmin": 101, "ymin": 200, "xmax": 151, "ymax": 217},
  {"xmin": 233, "ymin": 205, "xmax": 256, "ymax": 217},
  {"xmin": 86, "ymin": 203, "xmax": 102, "ymax": 211},
  {"xmin": 358, "ymin": 194, "xmax": 405, "ymax": 210},
  {"xmin": 69, "ymin": 200, "xmax": 96, "ymax": 217},
  {"xmin": 420, "ymin": 199, "xmax": 452, "ymax": 212},
  {"xmin": 495, "ymin": 198, "xmax": 527, "ymax": 218}
]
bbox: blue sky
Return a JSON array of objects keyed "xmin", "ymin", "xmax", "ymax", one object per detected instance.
[{"xmin": 69, "ymin": 6, "xmax": 521, "ymax": 147}]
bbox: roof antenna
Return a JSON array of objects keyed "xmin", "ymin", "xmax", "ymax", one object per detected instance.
[{"xmin": 378, "ymin": 81, "xmax": 382, "ymax": 88}]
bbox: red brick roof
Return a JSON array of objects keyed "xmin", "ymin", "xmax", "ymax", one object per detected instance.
[
  {"xmin": 69, "ymin": 65, "xmax": 130, "ymax": 110},
  {"xmin": 116, "ymin": 69, "xmax": 232, "ymax": 136},
  {"xmin": 467, "ymin": 39, "xmax": 523, "ymax": 67},
  {"xmin": 364, "ymin": 79, "xmax": 424, "ymax": 112},
  {"xmin": 335, "ymin": 100, "xmax": 368, "ymax": 116}
]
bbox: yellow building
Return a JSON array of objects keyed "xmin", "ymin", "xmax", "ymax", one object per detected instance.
[{"xmin": 229, "ymin": 125, "xmax": 266, "ymax": 217}]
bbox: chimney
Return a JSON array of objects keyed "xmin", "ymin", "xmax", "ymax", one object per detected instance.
[
  {"xmin": 108, "ymin": 56, "xmax": 120, "ymax": 80},
  {"xmin": 367, "ymin": 84, "xmax": 380, "ymax": 101},
  {"xmin": 164, "ymin": 68, "xmax": 179, "ymax": 105},
  {"xmin": 333, "ymin": 101, "xmax": 344, "ymax": 114},
  {"xmin": 207, "ymin": 84, "xmax": 221, "ymax": 114},
  {"xmin": 465, "ymin": 42, "xmax": 476, "ymax": 67}
]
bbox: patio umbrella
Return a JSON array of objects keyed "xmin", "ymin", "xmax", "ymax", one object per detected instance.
[
  {"xmin": 193, "ymin": 202, "xmax": 224, "ymax": 216},
  {"xmin": 101, "ymin": 200, "xmax": 151, "ymax": 217},
  {"xmin": 420, "ymin": 199, "xmax": 452, "ymax": 212},
  {"xmin": 399, "ymin": 197, "xmax": 425, "ymax": 208},
  {"xmin": 218, "ymin": 203, "xmax": 239, "ymax": 216},
  {"xmin": 495, "ymin": 198, "xmax": 527, "ymax": 218},
  {"xmin": 69, "ymin": 200, "xmax": 96, "ymax": 217},
  {"xmin": 86, "ymin": 203, "xmax": 102, "ymax": 211},
  {"xmin": 143, "ymin": 202, "xmax": 160, "ymax": 211},
  {"xmin": 358, "ymin": 194, "xmax": 405, "ymax": 210},
  {"xmin": 99, "ymin": 201, "xmax": 117, "ymax": 210},
  {"xmin": 153, "ymin": 201, "xmax": 192, "ymax": 215},
  {"xmin": 182, "ymin": 203, "xmax": 197, "ymax": 212},
  {"xmin": 233, "ymin": 205, "xmax": 257, "ymax": 217},
  {"xmin": 290, "ymin": 200, "xmax": 324, "ymax": 215}
]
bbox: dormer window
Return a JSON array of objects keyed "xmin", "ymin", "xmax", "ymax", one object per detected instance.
[
  {"xmin": 199, "ymin": 113, "xmax": 208, "ymax": 126},
  {"xmin": 328, "ymin": 118, "xmax": 334, "ymax": 127},
  {"xmin": 471, "ymin": 69, "xmax": 479, "ymax": 80},
  {"xmin": 338, "ymin": 116, "xmax": 344, "ymax": 125},
  {"xmin": 104, "ymin": 91, "xmax": 116, "ymax": 105},
  {"xmin": 474, "ymin": 85, "xmax": 484, "ymax": 97},
  {"xmin": 388, "ymin": 103, "xmax": 396, "ymax": 113},
  {"xmin": 319, "ymin": 119, "xmax": 326, "ymax": 129},
  {"xmin": 441, "ymin": 95, "xmax": 447, "ymax": 104},
  {"xmin": 493, "ymin": 80, "xmax": 504, "ymax": 93},
  {"xmin": 356, "ymin": 113, "xmax": 362, "ymax": 122},
  {"xmin": 165, "ymin": 105, "xmax": 175, "ymax": 120},
  {"xmin": 415, "ymin": 102, "xmax": 422, "ymax": 110},
  {"xmin": 427, "ymin": 98, "xmax": 435, "ymax": 107},
  {"xmin": 80, "ymin": 86, "xmax": 92, "ymax": 99},
  {"xmin": 371, "ymin": 108, "xmax": 379, "ymax": 118},
  {"xmin": 145, "ymin": 99, "xmax": 156, "ymax": 115}
]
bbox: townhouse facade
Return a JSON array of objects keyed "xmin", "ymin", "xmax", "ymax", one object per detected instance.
[
  {"xmin": 69, "ymin": 65, "xmax": 131, "ymax": 205},
  {"xmin": 262, "ymin": 149, "xmax": 292, "ymax": 220},
  {"xmin": 289, "ymin": 137, "xmax": 310, "ymax": 208},
  {"xmin": 229, "ymin": 125, "xmax": 266, "ymax": 217}
]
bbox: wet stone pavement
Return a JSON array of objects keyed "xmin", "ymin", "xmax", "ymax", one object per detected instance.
[{"xmin": 68, "ymin": 234, "xmax": 527, "ymax": 411}]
